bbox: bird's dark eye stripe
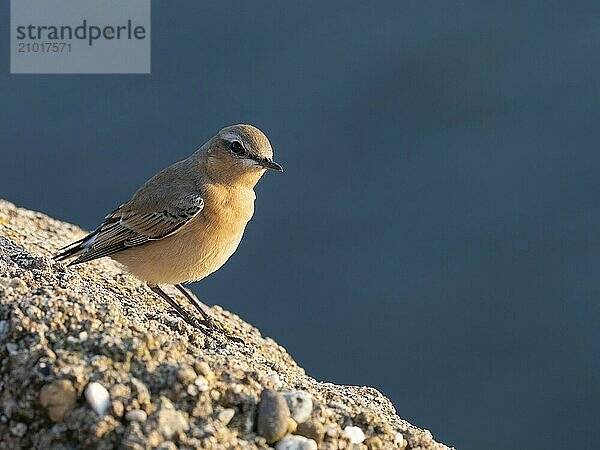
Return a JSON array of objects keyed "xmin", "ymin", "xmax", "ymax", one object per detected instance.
[{"xmin": 229, "ymin": 140, "xmax": 246, "ymax": 155}]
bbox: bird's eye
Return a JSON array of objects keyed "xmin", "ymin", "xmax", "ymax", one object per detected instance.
[{"xmin": 230, "ymin": 141, "xmax": 246, "ymax": 155}]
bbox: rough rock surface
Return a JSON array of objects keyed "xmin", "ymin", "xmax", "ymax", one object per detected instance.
[{"xmin": 0, "ymin": 199, "xmax": 452, "ymax": 450}]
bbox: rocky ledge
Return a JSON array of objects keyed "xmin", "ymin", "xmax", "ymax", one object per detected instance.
[{"xmin": 0, "ymin": 199, "xmax": 452, "ymax": 450}]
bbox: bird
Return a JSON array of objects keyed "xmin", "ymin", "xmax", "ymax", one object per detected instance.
[{"xmin": 54, "ymin": 124, "xmax": 283, "ymax": 341}]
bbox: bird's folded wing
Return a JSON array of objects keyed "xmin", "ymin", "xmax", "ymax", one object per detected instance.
[{"xmin": 69, "ymin": 192, "xmax": 204, "ymax": 264}]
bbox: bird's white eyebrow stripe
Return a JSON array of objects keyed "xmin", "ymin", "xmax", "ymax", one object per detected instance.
[{"xmin": 221, "ymin": 131, "xmax": 242, "ymax": 142}]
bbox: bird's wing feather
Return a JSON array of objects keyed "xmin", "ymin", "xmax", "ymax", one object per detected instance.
[
  {"xmin": 121, "ymin": 192, "xmax": 204, "ymax": 240},
  {"xmin": 65, "ymin": 192, "xmax": 204, "ymax": 265}
]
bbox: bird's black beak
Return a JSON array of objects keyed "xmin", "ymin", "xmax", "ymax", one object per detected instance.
[{"xmin": 259, "ymin": 158, "xmax": 284, "ymax": 172}]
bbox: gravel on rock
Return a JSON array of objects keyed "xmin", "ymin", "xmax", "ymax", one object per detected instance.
[{"xmin": 0, "ymin": 199, "xmax": 452, "ymax": 450}]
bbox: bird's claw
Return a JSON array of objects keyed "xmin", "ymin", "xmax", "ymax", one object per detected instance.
[
  {"xmin": 191, "ymin": 316, "xmax": 244, "ymax": 344},
  {"xmin": 210, "ymin": 318, "xmax": 245, "ymax": 344}
]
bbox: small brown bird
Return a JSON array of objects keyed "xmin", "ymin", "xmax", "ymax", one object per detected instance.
[{"xmin": 55, "ymin": 124, "xmax": 283, "ymax": 340}]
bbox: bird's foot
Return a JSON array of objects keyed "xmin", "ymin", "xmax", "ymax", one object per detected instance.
[
  {"xmin": 189, "ymin": 314, "xmax": 244, "ymax": 344},
  {"xmin": 150, "ymin": 284, "xmax": 244, "ymax": 343},
  {"xmin": 171, "ymin": 284, "xmax": 243, "ymax": 343},
  {"xmin": 209, "ymin": 317, "xmax": 245, "ymax": 344},
  {"xmin": 195, "ymin": 314, "xmax": 243, "ymax": 343}
]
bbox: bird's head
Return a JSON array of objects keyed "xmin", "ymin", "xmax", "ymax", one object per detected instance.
[{"xmin": 203, "ymin": 124, "xmax": 283, "ymax": 187}]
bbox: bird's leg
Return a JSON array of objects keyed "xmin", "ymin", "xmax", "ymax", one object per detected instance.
[
  {"xmin": 174, "ymin": 284, "xmax": 244, "ymax": 344},
  {"xmin": 149, "ymin": 285, "xmax": 212, "ymax": 338},
  {"xmin": 174, "ymin": 284, "xmax": 213, "ymax": 323}
]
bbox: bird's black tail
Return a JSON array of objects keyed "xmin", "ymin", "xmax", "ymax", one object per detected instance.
[{"xmin": 53, "ymin": 229, "xmax": 99, "ymax": 266}]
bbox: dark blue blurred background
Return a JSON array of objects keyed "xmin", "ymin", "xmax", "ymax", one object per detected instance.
[{"xmin": 2, "ymin": 2, "xmax": 599, "ymax": 449}]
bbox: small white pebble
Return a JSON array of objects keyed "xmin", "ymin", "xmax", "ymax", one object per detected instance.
[
  {"xmin": 125, "ymin": 409, "xmax": 147, "ymax": 422},
  {"xmin": 326, "ymin": 425, "xmax": 338, "ymax": 437},
  {"xmin": 265, "ymin": 373, "xmax": 283, "ymax": 390},
  {"xmin": 194, "ymin": 375, "xmax": 209, "ymax": 392},
  {"xmin": 10, "ymin": 422, "xmax": 27, "ymax": 437},
  {"xmin": 187, "ymin": 384, "xmax": 198, "ymax": 396},
  {"xmin": 78, "ymin": 331, "xmax": 88, "ymax": 341},
  {"xmin": 283, "ymin": 391, "xmax": 313, "ymax": 424},
  {"xmin": 85, "ymin": 382, "xmax": 110, "ymax": 415},
  {"xmin": 202, "ymin": 424, "xmax": 216, "ymax": 436},
  {"xmin": 343, "ymin": 426, "xmax": 365, "ymax": 444},
  {"xmin": 395, "ymin": 432, "xmax": 405, "ymax": 448},
  {"xmin": 218, "ymin": 408, "xmax": 235, "ymax": 425},
  {"xmin": 5, "ymin": 343, "xmax": 18, "ymax": 354},
  {"xmin": 275, "ymin": 435, "xmax": 318, "ymax": 450}
]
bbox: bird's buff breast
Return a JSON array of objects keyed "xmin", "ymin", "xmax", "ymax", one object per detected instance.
[{"xmin": 111, "ymin": 194, "xmax": 254, "ymax": 285}]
